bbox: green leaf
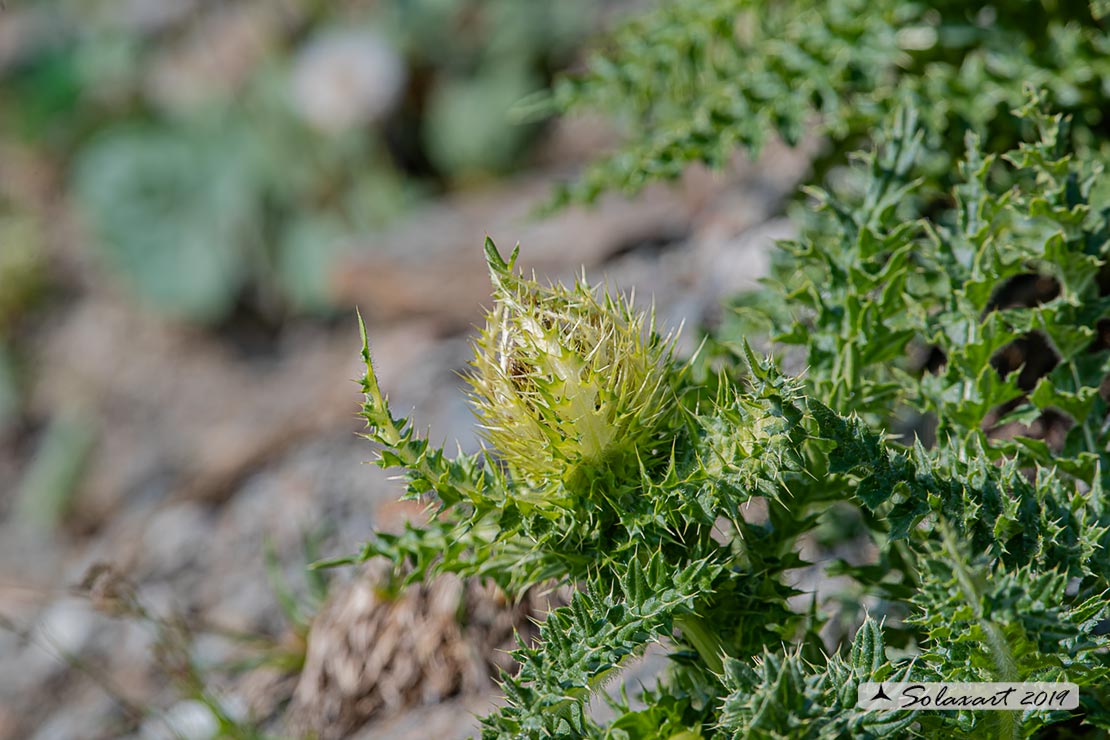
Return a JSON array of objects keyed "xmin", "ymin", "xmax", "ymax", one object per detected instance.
[{"xmin": 73, "ymin": 126, "xmax": 256, "ymax": 322}]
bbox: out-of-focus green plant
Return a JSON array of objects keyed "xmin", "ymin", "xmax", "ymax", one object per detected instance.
[
  {"xmin": 382, "ymin": 0, "xmax": 589, "ymax": 176},
  {"xmin": 0, "ymin": 208, "xmax": 46, "ymax": 427},
  {"xmin": 67, "ymin": 59, "xmax": 414, "ymax": 322},
  {"xmin": 1, "ymin": 0, "xmax": 597, "ymax": 323},
  {"xmin": 73, "ymin": 123, "xmax": 257, "ymax": 321},
  {"xmin": 0, "ymin": 212, "xmax": 45, "ymax": 334},
  {"xmin": 14, "ymin": 413, "xmax": 95, "ymax": 529},
  {"xmin": 424, "ymin": 68, "xmax": 540, "ymax": 178},
  {"xmin": 0, "ymin": 346, "xmax": 17, "ymax": 429}
]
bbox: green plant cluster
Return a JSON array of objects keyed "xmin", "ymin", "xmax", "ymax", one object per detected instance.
[
  {"xmin": 0, "ymin": 1, "xmax": 590, "ymax": 321},
  {"xmin": 386, "ymin": 0, "xmax": 586, "ymax": 175},
  {"xmin": 533, "ymin": 0, "xmax": 1110, "ymax": 206},
  {"xmin": 0, "ymin": 198, "xmax": 46, "ymax": 427},
  {"xmin": 342, "ymin": 106, "xmax": 1110, "ymax": 733}
]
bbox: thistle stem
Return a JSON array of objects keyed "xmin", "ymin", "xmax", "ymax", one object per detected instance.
[
  {"xmin": 941, "ymin": 526, "xmax": 1020, "ymax": 740},
  {"xmin": 674, "ymin": 613, "xmax": 725, "ymax": 675}
]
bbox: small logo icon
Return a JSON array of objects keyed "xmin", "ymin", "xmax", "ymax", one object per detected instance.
[{"xmin": 870, "ymin": 684, "xmax": 892, "ymax": 702}]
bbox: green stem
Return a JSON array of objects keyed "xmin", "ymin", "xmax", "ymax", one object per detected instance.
[
  {"xmin": 674, "ymin": 613, "xmax": 725, "ymax": 675},
  {"xmin": 1070, "ymin": 363, "xmax": 1097, "ymax": 454},
  {"xmin": 941, "ymin": 526, "xmax": 1021, "ymax": 740}
]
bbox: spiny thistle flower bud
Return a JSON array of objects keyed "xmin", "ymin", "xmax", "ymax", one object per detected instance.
[{"xmin": 467, "ymin": 239, "xmax": 679, "ymax": 503}]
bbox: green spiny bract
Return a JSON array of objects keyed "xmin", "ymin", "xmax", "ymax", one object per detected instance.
[{"xmin": 467, "ymin": 239, "xmax": 679, "ymax": 507}]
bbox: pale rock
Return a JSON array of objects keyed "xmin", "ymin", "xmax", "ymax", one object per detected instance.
[
  {"xmin": 33, "ymin": 597, "xmax": 98, "ymax": 658},
  {"xmin": 140, "ymin": 503, "xmax": 210, "ymax": 577},
  {"xmin": 290, "ymin": 28, "xmax": 406, "ymax": 135}
]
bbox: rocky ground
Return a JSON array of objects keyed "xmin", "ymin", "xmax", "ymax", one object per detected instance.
[{"xmin": 0, "ymin": 134, "xmax": 816, "ymax": 739}]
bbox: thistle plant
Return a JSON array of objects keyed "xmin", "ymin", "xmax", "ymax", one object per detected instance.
[{"xmin": 333, "ymin": 99, "xmax": 1110, "ymax": 738}]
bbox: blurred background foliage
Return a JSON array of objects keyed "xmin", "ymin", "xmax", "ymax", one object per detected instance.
[
  {"xmin": 537, "ymin": 0, "xmax": 1110, "ymax": 206},
  {"xmin": 0, "ymin": 0, "xmax": 594, "ymax": 326}
]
